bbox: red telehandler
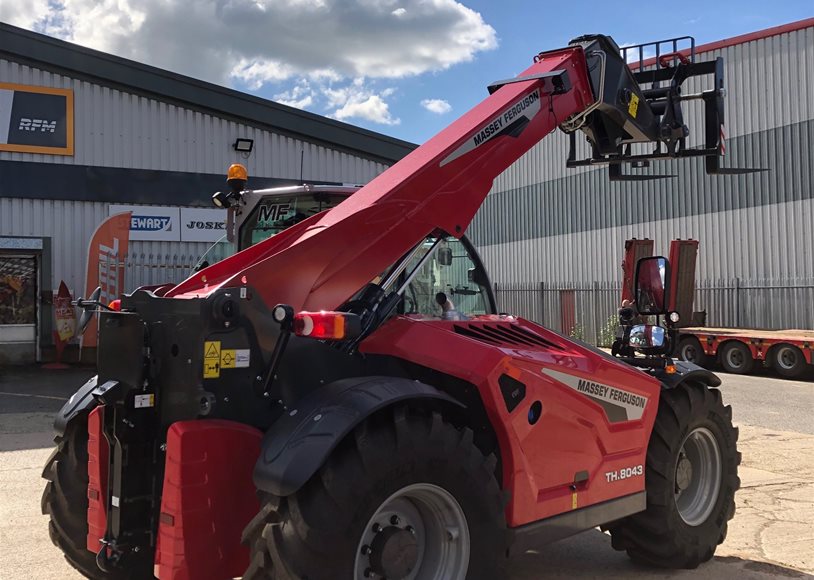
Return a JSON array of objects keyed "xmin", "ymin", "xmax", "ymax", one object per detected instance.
[{"xmin": 44, "ymin": 34, "xmax": 745, "ymax": 579}]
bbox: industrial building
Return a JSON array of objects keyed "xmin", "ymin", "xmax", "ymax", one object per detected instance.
[
  {"xmin": 0, "ymin": 23, "xmax": 415, "ymax": 363},
  {"xmin": 469, "ymin": 18, "xmax": 814, "ymax": 343}
]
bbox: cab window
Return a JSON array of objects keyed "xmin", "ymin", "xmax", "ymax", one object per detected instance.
[
  {"xmin": 239, "ymin": 193, "xmax": 346, "ymax": 249},
  {"xmin": 403, "ymin": 236, "xmax": 491, "ymax": 319}
]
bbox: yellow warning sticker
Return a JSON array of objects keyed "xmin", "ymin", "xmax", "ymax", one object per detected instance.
[
  {"xmin": 203, "ymin": 341, "xmax": 221, "ymax": 379},
  {"xmin": 571, "ymin": 490, "xmax": 578, "ymax": 510},
  {"xmin": 628, "ymin": 93, "xmax": 639, "ymax": 118},
  {"xmin": 220, "ymin": 349, "xmax": 236, "ymax": 369}
]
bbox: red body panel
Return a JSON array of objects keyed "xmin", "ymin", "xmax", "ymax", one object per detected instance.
[
  {"xmin": 167, "ymin": 48, "xmax": 594, "ymax": 314},
  {"xmin": 360, "ymin": 316, "xmax": 660, "ymax": 527},
  {"xmin": 86, "ymin": 406, "xmax": 108, "ymax": 554},
  {"xmin": 154, "ymin": 420, "xmax": 262, "ymax": 580}
]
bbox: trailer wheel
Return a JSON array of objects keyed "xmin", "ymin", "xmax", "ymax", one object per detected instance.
[
  {"xmin": 41, "ymin": 412, "xmax": 145, "ymax": 579},
  {"xmin": 771, "ymin": 344, "xmax": 808, "ymax": 379},
  {"xmin": 607, "ymin": 382, "xmax": 740, "ymax": 569},
  {"xmin": 677, "ymin": 337, "xmax": 712, "ymax": 368},
  {"xmin": 719, "ymin": 341, "xmax": 754, "ymax": 374},
  {"xmin": 242, "ymin": 406, "xmax": 507, "ymax": 580}
]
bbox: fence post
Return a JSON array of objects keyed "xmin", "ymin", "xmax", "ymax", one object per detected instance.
[
  {"xmin": 539, "ymin": 281, "xmax": 545, "ymax": 328},
  {"xmin": 734, "ymin": 277, "xmax": 740, "ymax": 327}
]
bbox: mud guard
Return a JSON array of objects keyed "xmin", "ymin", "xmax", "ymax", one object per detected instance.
[
  {"xmin": 658, "ymin": 360, "xmax": 722, "ymax": 389},
  {"xmin": 253, "ymin": 376, "xmax": 464, "ymax": 497},
  {"xmin": 53, "ymin": 375, "xmax": 99, "ymax": 436}
]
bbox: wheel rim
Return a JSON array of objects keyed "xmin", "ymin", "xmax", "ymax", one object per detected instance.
[
  {"xmin": 725, "ymin": 346, "xmax": 746, "ymax": 370},
  {"xmin": 674, "ymin": 427, "xmax": 722, "ymax": 526},
  {"xmin": 681, "ymin": 343, "xmax": 698, "ymax": 362},
  {"xmin": 776, "ymin": 346, "xmax": 799, "ymax": 370},
  {"xmin": 354, "ymin": 483, "xmax": 470, "ymax": 580}
]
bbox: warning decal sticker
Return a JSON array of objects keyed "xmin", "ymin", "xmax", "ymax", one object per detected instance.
[
  {"xmin": 203, "ymin": 340, "xmax": 221, "ymax": 379},
  {"xmin": 221, "ymin": 349, "xmax": 236, "ymax": 369}
]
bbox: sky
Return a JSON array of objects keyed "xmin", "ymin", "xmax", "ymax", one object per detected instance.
[{"xmin": 2, "ymin": 1, "xmax": 812, "ymax": 144}]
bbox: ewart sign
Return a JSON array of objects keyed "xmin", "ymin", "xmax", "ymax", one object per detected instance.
[
  {"xmin": 109, "ymin": 205, "xmax": 227, "ymax": 242},
  {"xmin": 0, "ymin": 83, "xmax": 74, "ymax": 155}
]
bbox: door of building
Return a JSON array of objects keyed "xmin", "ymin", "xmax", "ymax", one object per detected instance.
[{"xmin": 0, "ymin": 254, "xmax": 39, "ymax": 364}]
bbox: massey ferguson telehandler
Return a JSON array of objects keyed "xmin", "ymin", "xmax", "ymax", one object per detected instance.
[{"xmin": 44, "ymin": 34, "xmax": 745, "ymax": 579}]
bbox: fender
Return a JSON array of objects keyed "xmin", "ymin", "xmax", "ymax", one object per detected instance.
[
  {"xmin": 657, "ymin": 360, "xmax": 722, "ymax": 389},
  {"xmin": 253, "ymin": 376, "xmax": 464, "ymax": 496},
  {"xmin": 53, "ymin": 375, "xmax": 99, "ymax": 435}
]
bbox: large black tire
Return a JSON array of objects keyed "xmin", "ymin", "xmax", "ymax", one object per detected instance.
[
  {"xmin": 719, "ymin": 341, "xmax": 754, "ymax": 374},
  {"xmin": 41, "ymin": 412, "xmax": 147, "ymax": 579},
  {"xmin": 676, "ymin": 336, "xmax": 712, "ymax": 368},
  {"xmin": 608, "ymin": 382, "xmax": 740, "ymax": 569},
  {"xmin": 771, "ymin": 344, "xmax": 808, "ymax": 379},
  {"xmin": 242, "ymin": 406, "xmax": 507, "ymax": 580}
]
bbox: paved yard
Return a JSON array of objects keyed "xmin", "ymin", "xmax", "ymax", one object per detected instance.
[{"xmin": 0, "ymin": 366, "xmax": 812, "ymax": 579}]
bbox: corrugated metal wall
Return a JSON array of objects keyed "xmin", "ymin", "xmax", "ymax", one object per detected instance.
[
  {"xmin": 469, "ymin": 25, "xmax": 814, "ymax": 333},
  {"xmin": 1, "ymin": 55, "xmax": 393, "ymax": 300},
  {"xmin": 0, "ymin": 58, "xmax": 389, "ymax": 183},
  {"xmin": 0, "ymin": 197, "xmax": 211, "ymax": 296}
]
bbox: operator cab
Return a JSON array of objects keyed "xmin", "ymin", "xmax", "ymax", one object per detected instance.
[{"xmin": 194, "ymin": 166, "xmax": 359, "ymax": 270}]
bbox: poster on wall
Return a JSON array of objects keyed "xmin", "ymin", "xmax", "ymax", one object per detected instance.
[
  {"xmin": 82, "ymin": 212, "xmax": 131, "ymax": 348},
  {"xmin": 109, "ymin": 205, "xmax": 180, "ymax": 242},
  {"xmin": 0, "ymin": 83, "xmax": 74, "ymax": 155},
  {"xmin": 0, "ymin": 256, "xmax": 37, "ymax": 325}
]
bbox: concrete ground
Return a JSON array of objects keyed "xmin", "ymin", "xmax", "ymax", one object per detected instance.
[{"xmin": 0, "ymin": 366, "xmax": 812, "ymax": 579}]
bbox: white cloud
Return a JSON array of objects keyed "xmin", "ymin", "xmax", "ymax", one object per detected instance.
[
  {"xmin": 273, "ymin": 82, "xmax": 316, "ymax": 110},
  {"xmin": 333, "ymin": 94, "xmax": 399, "ymax": 125},
  {"xmin": 7, "ymin": 0, "xmax": 495, "ymax": 126},
  {"xmin": 325, "ymin": 80, "xmax": 400, "ymax": 125},
  {"xmin": 421, "ymin": 98, "xmax": 452, "ymax": 114},
  {"xmin": 8, "ymin": 0, "xmax": 497, "ymax": 87}
]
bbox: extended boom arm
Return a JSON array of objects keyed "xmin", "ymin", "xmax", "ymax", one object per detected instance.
[{"xmin": 168, "ymin": 34, "xmax": 733, "ymax": 313}]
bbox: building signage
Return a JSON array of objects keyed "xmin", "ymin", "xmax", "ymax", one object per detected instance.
[
  {"xmin": 108, "ymin": 205, "xmax": 226, "ymax": 242},
  {"xmin": 179, "ymin": 207, "xmax": 228, "ymax": 242},
  {"xmin": 0, "ymin": 83, "xmax": 74, "ymax": 155},
  {"xmin": 109, "ymin": 205, "xmax": 180, "ymax": 242}
]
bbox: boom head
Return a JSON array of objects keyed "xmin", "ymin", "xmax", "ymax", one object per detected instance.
[{"xmin": 562, "ymin": 34, "xmax": 759, "ymax": 180}]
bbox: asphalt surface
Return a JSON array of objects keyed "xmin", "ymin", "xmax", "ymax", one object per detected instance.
[{"xmin": 0, "ymin": 365, "xmax": 812, "ymax": 579}]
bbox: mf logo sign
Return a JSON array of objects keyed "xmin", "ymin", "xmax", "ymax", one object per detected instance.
[{"xmin": 0, "ymin": 83, "xmax": 73, "ymax": 155}]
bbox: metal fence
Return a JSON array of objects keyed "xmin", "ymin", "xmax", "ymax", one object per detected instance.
[
  {"xmin": 99, "ymin": 253, "xmax": 200, "ymax": 294},
  {"xmin": 494, "ymin": 279, "xmax": 814, "ymax": 346}
]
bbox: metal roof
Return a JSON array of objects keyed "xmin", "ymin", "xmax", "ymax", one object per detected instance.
[{"xmin": 0, "ymin": 22, "xmax": 417, "ymax": 165}]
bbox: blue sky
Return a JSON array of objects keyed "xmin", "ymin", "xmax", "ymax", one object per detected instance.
[
  {"xmin": 361, "ymin": 0, "xmax": 813, "ymax": 143},
  {"xmin": 3, "ymin": 0, "xmax": 812, "ymax": 144}
]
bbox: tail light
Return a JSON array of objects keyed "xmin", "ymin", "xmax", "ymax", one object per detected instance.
[
  {"xmin": 108, "ymin": 299, "xmax": 121, "ymax": 311},
  {"xmin": 293, "ymin": 311, "xmax": 361, "ymax": 340}
]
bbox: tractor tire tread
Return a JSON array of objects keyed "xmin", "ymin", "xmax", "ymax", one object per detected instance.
[
  {"xmin": 607, "ymin": 382, "xmax": 739, "ymax": 569},
  {"xmin": 243, "ymin": 405, "xmax": 507, "ymax": 580}
]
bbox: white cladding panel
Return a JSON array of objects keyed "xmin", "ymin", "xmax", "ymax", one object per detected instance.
[{"xmin": 0, "ymin": 58, "xmax": 389, "ymax": 184}]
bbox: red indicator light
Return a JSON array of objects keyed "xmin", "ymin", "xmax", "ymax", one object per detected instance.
[
  {"xmin": 292, "ymin": 311, "xmax": 361, "ymax": 341},
  {"xmin": 293, "ymin": 311, "xmax": 346, "ymax": 340},
  {"xmin": 108, "ymin": 299, "xmax": 121, "ymax": 311}
]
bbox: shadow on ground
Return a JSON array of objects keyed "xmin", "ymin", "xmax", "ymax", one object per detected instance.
[{"xmin": 508, "ymin": 528, "xmax": 813, "ymax": 579}]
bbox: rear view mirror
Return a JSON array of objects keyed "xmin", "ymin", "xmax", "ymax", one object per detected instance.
[
  {"xmin": 438, "ymin": 247, "xmax": 453, "ymax": 266},
  {"xmin": 635, "ymin": 256, "xmax": 669, "ymax": 315}
]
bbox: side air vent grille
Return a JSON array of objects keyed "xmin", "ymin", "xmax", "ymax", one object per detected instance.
[{"xmin": 453, "ymin": 323, "xmax": 563, "ymax": 350}]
